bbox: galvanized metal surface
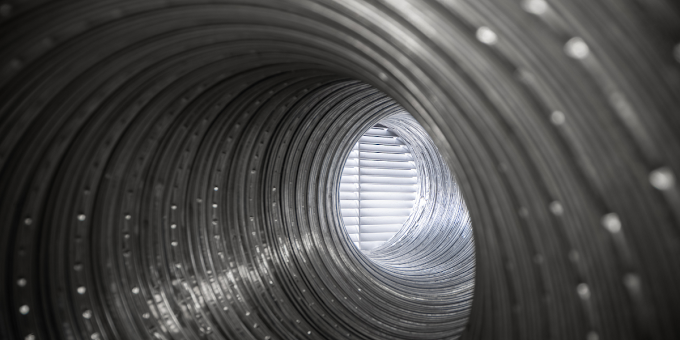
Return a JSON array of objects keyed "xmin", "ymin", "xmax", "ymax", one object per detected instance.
[{"xmin": 1, "ymin": 0, "xmax": 679, "ymax": 339}]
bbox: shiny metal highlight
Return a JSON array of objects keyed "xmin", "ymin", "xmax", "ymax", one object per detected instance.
[{"xmin": 1, "ymin": 0, "xmax": 680, "ymax": 340}]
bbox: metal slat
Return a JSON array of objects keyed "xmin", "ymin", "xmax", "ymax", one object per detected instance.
[
  {"xmin": 359, "ymin": 192, "xmax": 416, "ymax": 200},
  {"xmin": 358, "ymin": 224, "xmax": 406, "ymax": 233},
  {"xmin": 339, "ymin": 200, "xmax": 359, "ymax": 208},
  {"xmin": 339, "ymin": 192, "xmax": 359, "ymax": 200},
  {"xmin": 358, "ymin": 184, "xmax": 417, "ymax": 192},
  {"xmin": 339, "ymin": 183, "xmax": 359, "ymax": 192},
  {"xmin": 340, "ymin": 175, "xmax": 418, "ymax": 185},
  {"xmin": 358, "ymin": 208, "xmax": 413, "ymax": 216},
  {"xmin": 358, "ymin": 152, "xmax": 413, "ymax": 161},
  {"xmin": 357, "ymin": 144, "xmax": 406, "ymax": 153},
  {"xmin": 358, "ymin": 160, "xmax": 415, "ymax": 169},
  {"xmin": 360, "ymin": 216, "xmax": 409, "ymax": 225},
  {"xmin": 340, "ymin": 209, "xmax": 359, "ymax": 217},
  {"xmin": 363, "ymin": 128, "xmax": 392, "ymax": 136},
  {"xmin": 358, "ymin": 136, "xmax": 401, "ymax": 144},
  {"xmin": 360, "ymin": 200, "xmax": 416, "ymax": 208},
  {"xmin": 358, "ymin": 168, "xmax": 417, "ymax": 177}
]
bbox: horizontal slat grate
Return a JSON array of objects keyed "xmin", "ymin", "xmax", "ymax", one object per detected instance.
[{"xmin": 340, "ymin": 125, "xmax": 418, "ymax": 251}]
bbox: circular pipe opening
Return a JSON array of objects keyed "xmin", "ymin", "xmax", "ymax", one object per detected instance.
[
  {"xmin": 337, "ymin": 112, "xmax": 474, "ymax": 273},
  {"xmin": 2, "ymin": 2, "xmax": 679, "ymax": 340},
  {"xmin": 340, "ymin": 122, "xmax": 419, "ymax": 252}
]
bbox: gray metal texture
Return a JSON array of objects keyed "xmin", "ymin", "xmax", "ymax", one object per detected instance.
[{"xmin": 1, "ymin": 0, "xmax": 679, "ymax": 339}]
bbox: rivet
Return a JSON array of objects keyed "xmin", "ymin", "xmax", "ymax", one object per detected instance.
[
  {"xmin": 601, "ymin": 213, "xmax": 621, "ymax": 233},
  {"xmin": 569, "ymin": 250, "xmax": 580, "ymax": 262},
  {"xmin": 623, "ymin": 273, "xmax": 641, "ymax": 293},
  {"xmin": 19, "ymin": 305, "xmax": 30, "ymax": 315},
  {"xmin": 609, "ymin": 92, "xmax": 634, "ymax": 119},
  {"xmin": 516, "ymin": 68, "xmax": 534, "ymax": 83},
  {"xmin": 17, "ymin": 278, "xmax": 27, "ymax": 287},
  {"xmin": 132, "ymin": 287, "xmax": 140, "ymax": 294},
  {"xmin": 77, "ymin": 214, "xmax": 86, "ymax": 221},
  {"xmin": 549, "ymin": 201, "xmax": 564, "ymax": 215},
  {"xmin": 550, "ymin": 111, "xmax": 565, "ymax": 125},
  {"xmin": 9, "ymin": 59, "xmax": 22, "ymax": 70},
  {"xmin": 521, "ymin": 0, "xmax": 549, "ymax": 15},
  {"xmin": 565, "ymin": 37, "xmax": 590, "ymax": 59},
  {"xmin": 42, "ymin": 37, "xmax": 54, "ymax": 46},
  {"xmin": 577, "ymin": 283, "xmax": 590, "ymax": 299},
  {"xmin": 649, "ymin": 167, "xmax": 675, "ymax": 190},
  {"xmin": 587, "ymin": 331, "xmax": 599, "ymax": 340},
  {"xmin": 518, "ymin": 207, "xmax": 529, "ymax": 217},
  {"xmin": 77, "ymin": 286, "xmax": 87, "ymax": 294},
  {"xmin": 533, "ymin": 254, "xmax": 544, "ymax": 264},
  {"xmin": 24, "ymin": 218, "xmax": 32, "ymax": 225},
  {"xmin": 476, "ymin": 26, "xmax": 498, "ymax": 45},
  {"xmin": 83, "ymin": 310, "xmax": 92, "ymax": 319}
]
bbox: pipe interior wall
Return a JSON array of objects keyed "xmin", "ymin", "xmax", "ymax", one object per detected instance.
[{"xmin": 1, "ymin": 0, "xmax": 679, "ymax": 339}]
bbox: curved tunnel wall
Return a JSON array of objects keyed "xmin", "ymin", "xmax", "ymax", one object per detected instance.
[{"xmin": 1, "ymin": 1, "xmax": 679, "ymax": 339}]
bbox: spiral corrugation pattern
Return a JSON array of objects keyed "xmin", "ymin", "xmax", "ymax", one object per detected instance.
[{"xmin": 1, "ymin": 0, "xmax": 679, "ymax": 339}]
